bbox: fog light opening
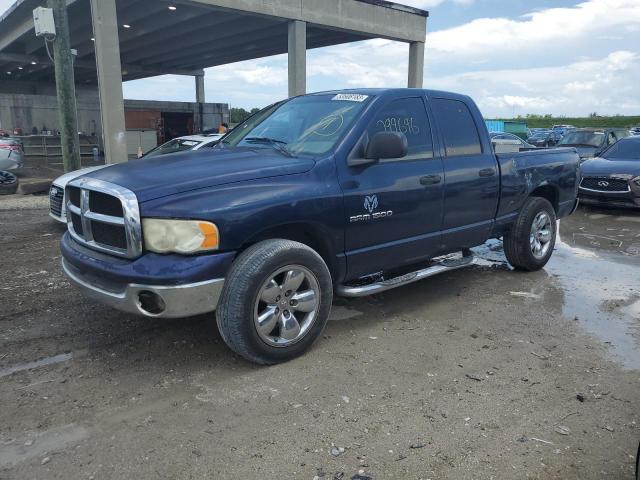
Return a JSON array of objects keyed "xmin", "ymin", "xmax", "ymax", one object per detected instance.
[{"xmin": 137, "ymin": 291, "xmax": 166, "ymax": 316}]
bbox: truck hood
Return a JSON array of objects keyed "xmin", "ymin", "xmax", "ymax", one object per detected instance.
[
  {"xmin": 82, "ymin": 147, "xmax": 315, "ymax": 202},
  {"xmin": 580, "ymin": 157, "xmax": 640, "ymax": 177}
]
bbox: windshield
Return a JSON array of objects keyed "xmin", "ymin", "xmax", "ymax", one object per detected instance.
[
  {"xmin": 145, "ymin": 138, "xmax": 202, "ymax": 158},
  {"xmin": 601, "ymin": 140, "xmax": 640, "ymax": 160},
  {"xmin": 559, "ymin": 131, "xmax": 605, "ymax": 147},
  {"xmin": 222, "ymin": 94, "xmax": 371, "ymax": 156}
]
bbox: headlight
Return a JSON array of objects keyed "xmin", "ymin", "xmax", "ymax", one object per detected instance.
[
  {"xmin": 142, "ymin": 219, "xmax": 219, "ymax": 254},
  {"xmin": 633, "ymin": 176, "xmax": 640, "ymax": 187}
]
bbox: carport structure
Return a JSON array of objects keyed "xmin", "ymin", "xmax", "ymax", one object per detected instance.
[{"xmin": 0, "ymin": 0, "xmax": 428, "ymax": 163}]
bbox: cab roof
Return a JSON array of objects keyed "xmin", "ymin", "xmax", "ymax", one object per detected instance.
[{"xmin": 308, "ymin": 88, "xmax": 473, "ymax": 102}]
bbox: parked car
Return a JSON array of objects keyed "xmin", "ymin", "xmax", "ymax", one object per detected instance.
[
  {"xmin": 49, "ymin": 134, "xmax": 224, "ymax": 222},
  {"xmin": 527, "ymin": 130, "xmax": 562, "ymax": 147},
  {"xmin": 59, "ymin": 88, "xmax": 579, "ymax": 364},
  {"xmin": 143, "ymin": 134, "xmax": 223, "ymax": 158},
  {"xmin": 552, "ymin": 124, "xmax": 575, "ymax": 136},
  {"xmin": 578, "ymin": 136, "xmax": 640, "ymax": 209},
  {"xmin": 0, "ymin": 137, "xmax": 24, "ymax": 171},
  {"xmin": 630, "ymin": 126, "xmax": 640, "ymax": 136},
  {"xmin": 490, "ymin": 132, "xmax": 536, "ymax": 152},
  {"xmin": 558, "ymin": 128, "xmax": 630, "ymax": 159}
]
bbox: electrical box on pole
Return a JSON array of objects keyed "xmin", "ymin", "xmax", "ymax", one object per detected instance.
[{"xmin": 33, "ymin": 7, "xmax": 56, "ymax": 37}]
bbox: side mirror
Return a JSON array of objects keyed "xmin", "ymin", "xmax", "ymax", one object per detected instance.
[{"xmin": 365, "ymin": 131, "xmax": 408, "ymax": 160}]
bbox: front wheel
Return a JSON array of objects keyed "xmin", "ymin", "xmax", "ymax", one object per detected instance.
[
  {"xmin": 503, "ymin": 197, "xmax": 557, "ymax": 271},
  {"xmin": 216, "ymin": 239, "xmax": 333, "ymax": 364}
]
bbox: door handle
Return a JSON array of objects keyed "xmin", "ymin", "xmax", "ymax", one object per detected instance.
[
  {"xmin": 479, "ymin": 168, "xmax": 496, "ymax": 177},
  {"xmin": 419, "ymin": 174, "xmax": 442, "ymax": 186}
]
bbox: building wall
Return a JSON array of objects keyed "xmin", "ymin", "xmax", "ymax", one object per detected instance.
[
  {"xmin": 0, "ymin": 92, "xmax": 229, "ymax": 138},
  {"xmin": 0, "ymin": 92, "xmax": 101, "ymax": 135}
]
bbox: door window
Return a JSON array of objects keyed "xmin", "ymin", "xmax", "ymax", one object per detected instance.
[
  {"xmin": 432, "ymin": 99, "xmax": 482, "ymax": 157},
  {"xmin": 366, "ymin": 98, "xmax": 433, "ymax": 160}
]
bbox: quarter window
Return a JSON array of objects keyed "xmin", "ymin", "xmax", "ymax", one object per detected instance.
[
  {"xmin": 432, "ymin": 99, "xmax": 482, "ymax": 157},
  {"xmin": 366, "ymin": 98, "xmax": 433, "ymax": 159}
]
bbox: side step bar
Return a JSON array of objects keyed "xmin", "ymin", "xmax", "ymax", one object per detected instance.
[{"xmin": 336, "ymin": 254, "xmax": 476, "ymax": 298}]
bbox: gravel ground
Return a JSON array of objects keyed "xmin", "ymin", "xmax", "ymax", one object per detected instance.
[{"xmin": 0, "ymin": 202, "xmax": 638, "ymax": 479}]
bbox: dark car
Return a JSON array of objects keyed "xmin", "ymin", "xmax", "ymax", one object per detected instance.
[
  {"xmin": 579, "ymin": 136, "xmax": 640, "ymax": 209},
  {"xmin": 60, "ymin": 88, "xmax": 579, "ymax": 364},
  {"xmin": 527, "ymin": 130, "xmax": 562, "ymax": 147},
  {"xmin": 559, "ymin": 128, "xmax": 630, "ymax": 159},
  {"xmin": 636, "ymin": 441, "xmax": 639, "ymax": 480}
]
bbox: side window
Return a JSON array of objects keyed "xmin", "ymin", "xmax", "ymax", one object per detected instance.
[
  {"xmin": 431, "ymin": 98, "xmax": 482, "ymax": 156},
  {"xmin": 366, "ymin": 97, "xmax": 433, "ymax": 159}
]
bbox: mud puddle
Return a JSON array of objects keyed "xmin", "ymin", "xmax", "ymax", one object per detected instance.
[{"xmin": 474, "ymin": 208, "xmax": 640, "ymax": 369}]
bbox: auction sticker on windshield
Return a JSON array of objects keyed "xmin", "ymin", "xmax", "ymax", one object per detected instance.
[{"xmin": 332, "ymin": 94, "xmax": 369, "ymax": 102}]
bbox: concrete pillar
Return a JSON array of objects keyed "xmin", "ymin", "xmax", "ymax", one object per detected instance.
[
  {"xmin": 195, "ymin": 73, "xmax": 205, "ymax": 103},
  {"xmin": 288, "ymin": 20, "xmax": 306, "ymax": 97},
  {"xmin": 195, "ymin": 74, "xmax": 205, "ymax": 133},
  {"xmin": 408, "ymin": 41, "xmax": 425, "ymax": 88},
  {"xmin": 90, "ymin": 0, "xmax": 127, "ymax": 163}
]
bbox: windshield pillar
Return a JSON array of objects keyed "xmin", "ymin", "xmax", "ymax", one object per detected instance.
[{"xmin": 288, "ymin": 20, "xmax": 307, "ymax": 97}]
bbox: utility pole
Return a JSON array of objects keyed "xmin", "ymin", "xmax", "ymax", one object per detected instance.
[{"xmin": 47, "ymin": 0, "xmax": 81, "ymax": 172}]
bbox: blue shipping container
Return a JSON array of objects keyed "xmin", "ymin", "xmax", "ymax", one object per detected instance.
[{"xmin": 485, "ymin": 120, "xmax": 505, "ymax": 133}]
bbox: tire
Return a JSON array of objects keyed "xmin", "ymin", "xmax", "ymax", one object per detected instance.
[
  {"xmin": 0, "ymin": 170, "xmax": 18, "ymax": 195},
  {"xmin": 503, "ymin": 197, "xmax": 557, "ymax": 271},
  {"xmin": 216, "ymin": 239, "xmax": 333, "ymax": 364}
]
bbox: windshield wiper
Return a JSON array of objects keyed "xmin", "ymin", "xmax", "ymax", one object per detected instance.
[{"xmin": 245, "ymin": 137, "xmax": 294, "ymax": 157}]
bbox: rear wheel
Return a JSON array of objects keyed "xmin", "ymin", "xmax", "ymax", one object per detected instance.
[
  {"xmin": 216, "ymin": 239, "xmax": 333, "ymax": 364},
  {"xmin": 0, "ymin": 170, "xmax": 18, "ymax": 195},
  {"xmin": 503, "ymin": 197, "xmax": 557, "ymax": 271}
]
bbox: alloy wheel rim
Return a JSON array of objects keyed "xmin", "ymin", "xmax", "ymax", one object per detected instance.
[
  {"xmin": 253, "ymin": 265, "xmax": 320, "ymax": 347},
  {"xmin": 530, "ymin": 211, "xmax": 553, "ymax": 259}
]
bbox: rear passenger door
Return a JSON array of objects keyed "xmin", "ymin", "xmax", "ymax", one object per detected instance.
[{"xmin": 431, "ymin": 98, "xmax": 500, "ymax": 250}]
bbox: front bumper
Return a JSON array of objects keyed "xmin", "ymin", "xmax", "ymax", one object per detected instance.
[
  {"xmin": 61, "ymin": 232, "xmax": 235, "ymax": 318},
  {"xmin": 63, "ymin": 259, "xmax": 224, "ymax": 318},
  {"xmin": 578, "ymin": 188, "xmax": 640, "ymax": 209}
]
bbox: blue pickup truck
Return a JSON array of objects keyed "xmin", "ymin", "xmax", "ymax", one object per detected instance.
[{"xmin": 60, "ymin": 89, "xmax": 579, "ymax": 364}]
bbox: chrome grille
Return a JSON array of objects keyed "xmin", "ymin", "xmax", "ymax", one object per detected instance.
[
  {"xmin": 66, "ymin": 178, "xmax": 142, "ymax": 259},
  {"xmin": 49, "ymin": 184, "xmax": 64, "ymax": 217},
  {"xmin": 579, "ymin": 177, "xmax": 630, "ymax": 193}
]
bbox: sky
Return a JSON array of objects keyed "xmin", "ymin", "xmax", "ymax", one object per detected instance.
[{"xmin": 1, "ymin": 0, "xmax": 639, "ymax": 117}]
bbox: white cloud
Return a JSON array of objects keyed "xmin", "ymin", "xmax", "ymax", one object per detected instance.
[
  {"xmin": 0, "ymin": 0, "xmax": 13, "ymax": 16},
  {"xmin": 427, "ymin": 51, "xmax": 640, "ymax": 116},
  {"xmin": 125, "ymin": 0, "xmax": 640, "ymax": 117},
  {"xmin": 426, "ymin": 0, "xmax": 640, "ymax": 58},
  {"xmin": 398, "ymin": 0, "xmax": 474, "ymax": 8}
]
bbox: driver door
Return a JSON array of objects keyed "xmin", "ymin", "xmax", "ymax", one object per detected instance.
[{"xmin": 336, "ymin": 96, "xmax": 444, "ymax": 280}]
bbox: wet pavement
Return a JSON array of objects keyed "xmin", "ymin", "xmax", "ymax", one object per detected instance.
[
  {"xmin": 477, "ymin": 205, "xmax": 640, "ymax": 370},
  {"xmin": 0, "ymin": 198, "xmax": 638, "ymax": 479}
]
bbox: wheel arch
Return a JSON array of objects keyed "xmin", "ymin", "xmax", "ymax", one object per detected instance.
[
  {"xmin": 529, "ymin": 183, "xmax": 559, "ymax": 213},
  {"xmin": 241, "ymin": 222, "xmax": 338, "ymax": 279}
]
